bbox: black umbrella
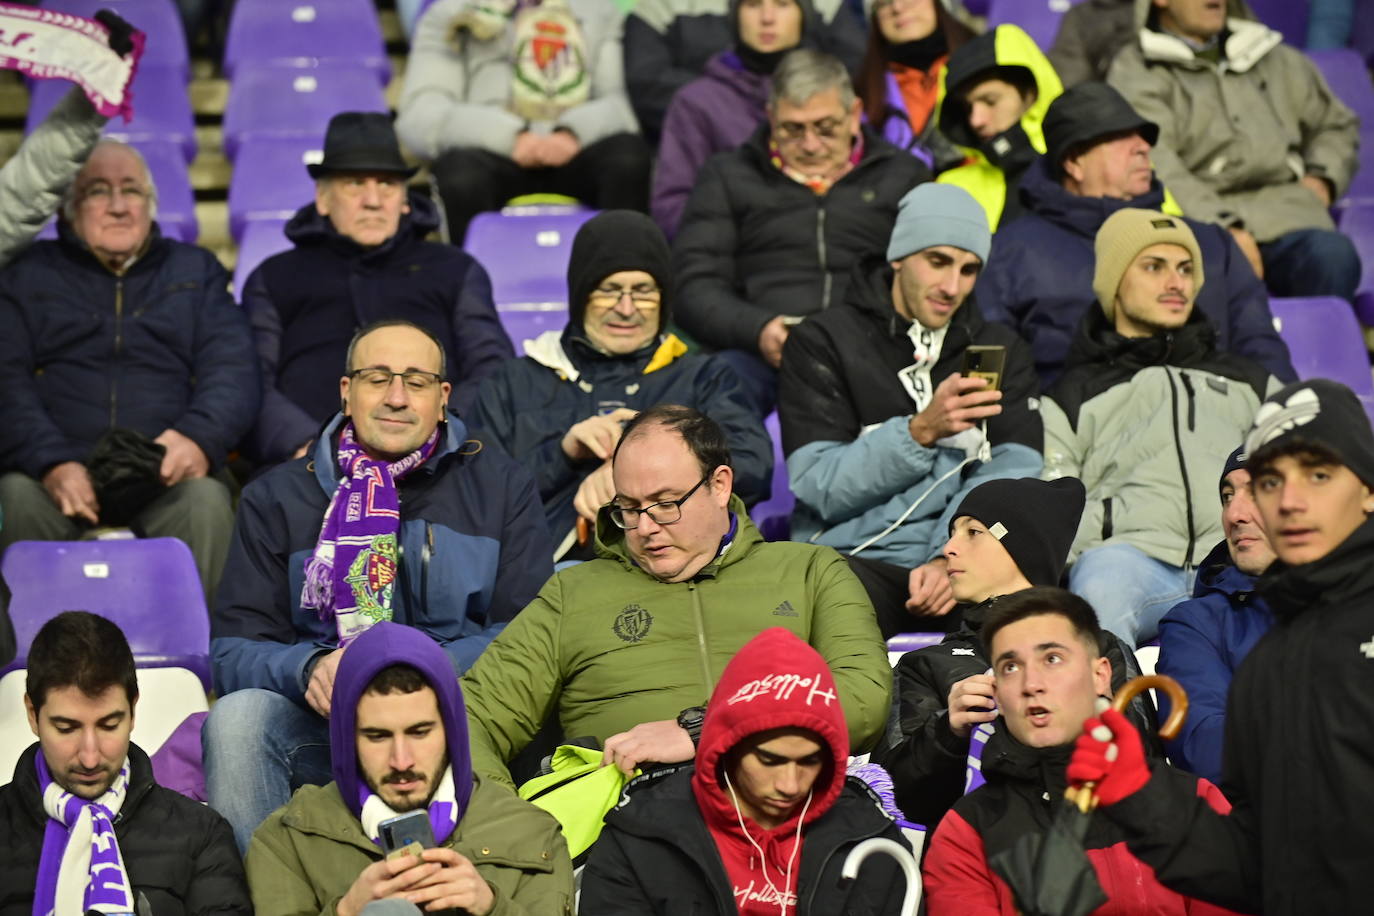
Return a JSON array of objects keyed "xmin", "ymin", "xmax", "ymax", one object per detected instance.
[{"xmin": 989, "ymin": 674, "xmax": 1190, "ymax": 916}]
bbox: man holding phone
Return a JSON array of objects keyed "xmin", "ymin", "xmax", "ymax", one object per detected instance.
[
  {"xmin": 779, "ymin": 183, "xmax": 1043, "ymax": 637},
  {"xmin": 245, "ymin": 621, "xmax": 574, "ymax": 916}
]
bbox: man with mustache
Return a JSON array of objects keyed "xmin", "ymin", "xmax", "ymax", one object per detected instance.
[
  {"xmin": 205, "ymin": 320, "xmax": 554, "ymax": 852},
  {"xmin": 1154, "ymin": 444, "xmax": 1275, "ymax": 784},
  {"xmin": 1042, "ymin": 208, "xmax": 1280, "ymax": 649},
  {"xmin": 245, "ymin": 621, "xmax": 573, "ymax": 916},
  {"xmin": 471, "ymin": 210, "xmax": 772, "ymax": 562},
  {"xmin": 0, "ymin": 612, "xmax": 249, "ymax": 915},
  {"xmin": 778, "ymin": 182, "xmax": 1042, "ymax": 638}
]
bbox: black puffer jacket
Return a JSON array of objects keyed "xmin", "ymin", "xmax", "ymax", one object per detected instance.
[
  {"xmin": 0, "ymin": 743, "xmax": 250, "ymax": 916},
  {"xmin": 672, "ymin": 125, "xmax": 931, "ymax": 352},
  {"xmin": 873, "ymin": 595, "xmax": 1160, "ymax": 828}
]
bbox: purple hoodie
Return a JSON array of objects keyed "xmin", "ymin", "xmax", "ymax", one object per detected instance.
[
  {"xmin": 328, "ymin": 621, "xmax": 475, "ymax": 824},
  {"xmin": 650, "ymin": 50, "xmax": 771, "ymax": 239}
]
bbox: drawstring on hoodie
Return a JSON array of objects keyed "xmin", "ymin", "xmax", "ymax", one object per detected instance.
[{"xmin": 724, "ymin": 772, "xmax": 813, "ymax": 916}]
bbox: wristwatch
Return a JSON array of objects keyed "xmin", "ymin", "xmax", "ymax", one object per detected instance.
[{"xmin": 676, "ymin": 706, "xmax": 707, "ymax": 748}]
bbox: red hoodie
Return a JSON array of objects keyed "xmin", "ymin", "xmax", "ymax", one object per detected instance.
[{"xmin": 690, "ymin": 628, "xmax": 851, "ymax": 916}]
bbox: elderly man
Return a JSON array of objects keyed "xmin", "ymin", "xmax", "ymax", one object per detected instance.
[
  {"xmin": 1108, "ymin": 0, "xmax": 1361, "ymax": 300},
  {"xmin": 976, "ymin": 82, "xmax": 1294, "ymax": 387},
  {"xmin": 673, "ymin": 48, "xmax": 930, "ymax": 413},
  {"xmin": 245, "ymin": 621, "xmax": 574, "ymax": 916},
  {"xmin": 0, "ymin": 139, "xmax": 258, "ymax": 601},
  {"xmin": 203, "ymin": 319, "xmax": 553, "ymax": 851},
  {"xmin": 243, "ymin": 112, "xmax": 512, "ymax": 467},
  {"xmin": 471, "ymin": 210, "xmax": 771, "ymax": 560},
  {"xmin": 460, "ymin": 404, "xmax": 891, "ymax": 788}
]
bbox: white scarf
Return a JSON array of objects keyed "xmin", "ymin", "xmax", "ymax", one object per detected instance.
[
  {"xmin": 0, "ymin": 5, "xmax": 141, "ymax": 119},
  {"xmin": 898, "ymin": 320, "xmax": 989, "ymax": 461},
  {"xmin": 359, "ymin": 767, "xmax": 459, "ymax": 847},
  {"xmin": 35, "ymin": 756, "xmax": 134, "ymax": 916}
]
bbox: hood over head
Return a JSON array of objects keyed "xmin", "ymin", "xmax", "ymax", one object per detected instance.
[
  {"xmin": 937, "ymin": 24, "xmax": 1063, "ymax": 153},
  {"xmin": 329, "ymin": 621, "xmax": 474, "ymax": 822},
  {"xmin": 728, "ymin": 0, "xmax": 824, "ymax": 74},
  {"xmin": 565, "ymin": 210, "xmax": 673, "ymax": 333}
]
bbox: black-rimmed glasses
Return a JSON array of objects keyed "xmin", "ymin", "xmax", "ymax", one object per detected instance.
[
  {"xmin": 609, "ymin": 473, "xmax": 711, "ymax": 529},
  {"xmin": 348, "ymin": 368, "xmax": 445, "ymax": 392}
]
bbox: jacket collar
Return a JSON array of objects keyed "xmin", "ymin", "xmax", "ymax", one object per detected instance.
[
  {"xmin": 310, "ymin": 411, "xmax": 468, "ymax": 496},
  {"xmin": 1258, "ymin": 515, "xmax": 1374, "ymax": 621},
  {"xmin": 1017, "ymin": 156, "xmax": 1168, "ymax": 236},
  {"xmin": 283, "ymin": 191, "xmax": 440, "ymax": 265},
  {"xmin": 12, "ymin": 742, "xmax": 157, "ymax": 828},
  {"xmin": 1064, "ymin": 300, "xmax": 1218, "ymax": 373},
  {"xmin": 1138, "ymin": 16, "xmax": 1281, "ymax": 73},
  {"xmin": 593, "ymin": 494, "xmax": 763, "ymax": 578},
  {"xmin": 525, "ymin": 328, "xmax": 687, "ymax": 385}
]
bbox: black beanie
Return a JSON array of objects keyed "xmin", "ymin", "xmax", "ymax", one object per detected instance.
[
  {"xmin": 948, "ymin": 477, "xmax": 1087, "ymax": 587},
  {"xmin": 1244, "ymin": 379, "xmax": 1374, "ymax": 488},
  {"xmin": 1219, "ymin": 443, "xmax": 1248, "ymax": 498},
  {"xmin": 566, "ymin": 210, "xmax": 672, "ymax": 332}
]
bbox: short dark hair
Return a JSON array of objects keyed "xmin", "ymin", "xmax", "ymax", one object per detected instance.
[
  {"xmin": 960, "ymin": 64, "xmax": 1038, "ymax": 103},
  {"xmin": 26, "ymin": 612, "xmax": 139, "ymax": 712},
  {"xmin": 980, "ymin": 587, "xmax": 1105, "ymax": 658},
  {"xmin": 1248, "ymin": 437, "xmax": 1348, "ymax": 480},
  {"xmin": 364, "ymin": 663, "xmax": 429, "ymax": 697},
  {"xmin": 344, "ymin": 319, "xmax": 448, "ymax": 379},
  {"xmin": 613, "ymin": 404, "xmax": 734, "ymax": 477}
]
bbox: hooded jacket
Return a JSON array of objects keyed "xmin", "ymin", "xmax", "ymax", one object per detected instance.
[
  {"xmin": 0, "ymin": 220, "xmax": 259, "ymax": 477},
  {"xmin": 242, "ymin": 192, "xmax": 513, "ymax": 465},
  {"xmin": 210, "ymin": 411, "xmax": 554, "ymax": 700},
  {"xmin": 580, "ymin": 627, "xmax": 910, "ymax": 915},
  {"xmin": 977, "ymin": 156, "xmax": 1295, "ymax": 388},
  {"xmin": 1106, "ymin": 0, "xmax": 1358, "ymax": 242},
  {"xmin": 934, "ymin": 25, "xmax": 1063, "ymax": 230},
  {"xmin": 0, "ymin": 743, "xmax": 250, "ymax": 916},
  {"xmin": 673, "ymin": 124, "xmax": 931, "ymax": 353},
  {"xmin": 779, "ymin": 257, "xmax": 1043, "ymax": 568},
  {"xmin": 1042, "ymin": 307, "xmax": 1276, "ymax": 570},
  {"xmin": 922, "ymin": 725, "xmax": 1239, "ymax": 916},
  {"xmin": 1104, "ymin": 515, "xmax": 1374, "ymax": 915},
  {"xmin": 874, "ymin": 595, "xmax": 1159, "ymax": 829},
  {"xmin": 460, "ymin": 499, "xmax": 892, "ymax": 786},
  {"xmin": 1156, "ymin": 540, "xmax": 1274, "ymax": 785},
  {"xmin": 245, "ymin": 622, "xmax": 574, "ymax": 916}
]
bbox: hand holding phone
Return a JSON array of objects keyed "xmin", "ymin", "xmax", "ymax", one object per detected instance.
[
  {"xmin": 960, "ymin": 345, "xmax": 1006, "ymax": 392},
  {"xmin": 379, "ymin": 810, "xmax": 436, "ymax": 860}
]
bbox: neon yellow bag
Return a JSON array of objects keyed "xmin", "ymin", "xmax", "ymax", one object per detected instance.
[{"xmin": 517, "ymin": 745, "xmax": 637, "ymax": 859}]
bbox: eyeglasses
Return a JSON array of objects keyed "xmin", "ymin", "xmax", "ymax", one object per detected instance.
[
  {"xmin": 609, "ymin": 472, "xmax": 711, "ymax": 529},
  {"xmin": 589, "ymin": 283, "xmax": 661, "ymax": 307},
  {"xmin": 348, "ymin": 368, "xmax": 445, "ymax": 392},
  {"xmin": 774, "ymin": 117, "xmax": 847, "ymax": 144},
  {"xmin": 79, "ymin": 182, "xmax": 149, "ymax": 207}
]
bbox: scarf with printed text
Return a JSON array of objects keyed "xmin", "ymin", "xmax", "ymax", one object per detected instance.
[{"xmin": 33, "ymin": 754, "xmax": 133, "ymax": 916}]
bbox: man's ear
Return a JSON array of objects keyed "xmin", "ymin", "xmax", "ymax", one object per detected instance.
[
  {"xmin": 25, "ymin": 694, "xmax": 38, "ymax": 738},
  {"xmin": 1062, "ymin": 154, "xmax": 1085, "ymax": 184},
  {"xmin": 339, "ymin": 376, "xmax": 351, "ymax": 416},
  {"xmin": 1092, "ymin": 655, "xmax": 1112, "ymax": 698},
  {"xmin": 1362, "ymin": 486, "xmax": 1374, "ymax": 514},
  {"xmin": 314, "ymin": 180, "xmax": 331, "ymax": 217},
  {"xmin": 711, "ymin": 465, "xmax": 734, "ymax": 507}
]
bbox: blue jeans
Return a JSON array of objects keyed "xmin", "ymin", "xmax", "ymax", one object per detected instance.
[
  {"xmin": 202, "ymin": 688, "xmax": 332, "ymax": 853},
  {"xmin": 1260, "ymin": 228, "xmax": 1361, "ymax": 303},
  {"xmin": 1069, "ymin": 543, "xmax": 1196, "ymax": 649}
]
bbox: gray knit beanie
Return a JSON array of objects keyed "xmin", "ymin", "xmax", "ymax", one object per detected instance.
[{"xmin": 886, "ymin": 183, "xmax": 991, "ymax": 264}]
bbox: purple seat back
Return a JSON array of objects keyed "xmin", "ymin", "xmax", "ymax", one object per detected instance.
[
  {"xmin": 42, "ymin": 0, "xmax": 191, "ymax": 81},
  {"xmin": 232, "ymin": 218, "xmax": 293, "ymax": 297},
  {"xmin": 986, "ymin": 0, "xmax": 1083, "ymax": 54},
  {"xmin": 26, "ymin": 66, "xmax": 197, "ymax": 162},
  {"xmin": 464, "ymin": 206, "xmax": 598, "ymax": 308},
  {"xmin": 499, "ymin": 306, "xmax": 568, "ymax": 353},
  {"xmin": 1244, "ymin": 0, "xmax": 1310, "ymax": 45},
  {"xmin": 1269, "ymin": 296, "xmax": 1374, "ymax": 422},
  {"xmin": 885, "ymin": 632, "xmax": 946, "ymax": 655},
  {"xmin": 1310, "ymin": 50, "xmax": 1374, "ymax": 124},
  {"xmin": 223, "ymin": 0, "xmax": 390, "ymax": 84},
  {"xmin": 222, "ymin": 65, "xmax": 387, "ymax": 162},
  {"xmin": 227, "ymin": 138, "xmax": 320, "ymax": 240},
  {"xmin": 140, "ymin": 139, "xmax": 198, "ymax": 243},
  {"xmin": 1337, "ymin": 204, "xmax": 1374, "ymax": 324},
  {"xmin": 750, "ymin": 411, "xmax": 794, "ymax": 541},
  {"xmin": 0, "ymin": 538, "xmax": 211, "ymax": 689}
]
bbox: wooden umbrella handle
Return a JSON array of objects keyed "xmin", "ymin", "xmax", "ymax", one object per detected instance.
[{"xmin": 1065, "ymin": 674, "xmax": 1189, "ymax": 813}]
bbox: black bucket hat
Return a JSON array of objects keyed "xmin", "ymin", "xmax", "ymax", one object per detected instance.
[
  {"xmin": 1043, "ymin": 82, "xmax": 1160, "ymax": 179},
  {"xmin": 306, "ymin": 111, "xmax": 419, "ymax": 179}
]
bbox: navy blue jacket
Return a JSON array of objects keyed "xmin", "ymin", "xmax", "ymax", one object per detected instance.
[
  {"xmin": 0, "ymin": 222, "xmax": 258, "ymax": 476},
  {"xmin": 469, "ymin": 327, "xmax": 772, "ymax": 546},
  {"xmin": 977, "ymin": 157, "xmax": 1296, "ymax": 388},
  {"xmin": 241, "ymin": 193, "xmax": 513, "ymax": 464},
  {"xmin": 1156, "ymin": 541, "xmax": 1274, "ymax": 785},
  {"xmin": 210, "ymin": 412, "xmax": 554, "ymax": 701}
]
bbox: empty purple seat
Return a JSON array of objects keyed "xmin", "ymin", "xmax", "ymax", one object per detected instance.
[
  {"xmin": 0, "ymin": 538, "xmax": 211, "ymax": 689},
  {"xmin": 221, "ymin": 65, "xmax": 387, "ymax": 162},
  {"xmin": 750, "ymin": 411, "xmax": 794, "ymax": 542},
  {"xmin": 498, "ymin": 306, "xmax": 568, "ymax": 352},
  {"xmin": 42, "ymin": 0, "xmax": 190, "ymax": 82},
  {"xmin": 1244, "ymin": 0, "xmax": 1310, "ymax": 45},
  {"xmin": 227, "ymin": 138, "xmax": 320, "ymax": 240},
  {"xmin": 886, "ymin": 632, "xmax": 946, "ymax": 655},
  {"xmin": 464, "ymin": 206, "xmax": 598, "ymax": 308},
  {"xmin": 233, "ymin": 218, "xmax": 293, "ymax": 297},
  {"xmin": 1310, "ymin": 49, "xmax": 1374, "ymax": 125},
  {"xmin": 1269, "ymin": 296, "xmax": 1374, "ymax": 422},
  {"xmin": 26, "ymin": 66, "xmax": 196, "ymax": 161},
  {"xmin": 223, "ymin": 0, "xmax": 390, "ymax": 84},
  {"xmin": 140, "ymin": 139, "xmax": 198, "ymax": 242},
  {"xmin": 986, "ymin": 0, "xmax": 1082, "ymax": 54},
  {"xmin": 1337, "ymin": 204, "xmax": 1374, "ymax": 324}
]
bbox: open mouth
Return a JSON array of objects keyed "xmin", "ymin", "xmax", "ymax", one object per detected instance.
[{"xmin": 1026, "ymin": 705, "xmax": 1050, "ymax": 727}]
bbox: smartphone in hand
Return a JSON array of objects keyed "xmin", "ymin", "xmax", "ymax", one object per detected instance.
[
  {"xmin": 960, "ymin": 345, "xmax": 1006, "ymax": 392},
  {"xmin": 379, "ymin": 810, "xmax": 436, "ymax": 861}
]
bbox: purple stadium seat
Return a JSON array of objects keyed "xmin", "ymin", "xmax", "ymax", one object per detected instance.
[
  {"xmin": 886, "ymin": 633, "xmax": 946, "ymax": 655},
  {"xmin": 1269, "ymin": 296, "xmax": 1374, "ymax": 422},
  {"xmin": 232, "ymin": 218, "xmax": 292, "ymax": 297},
  {"xmin": 227, "ymin": 138, "xmax": 320, "ymax": 240},
  {"xmin": 222, "ymin": 0, "xmax": 390, "ymax": 85},
  {"xmin": 42, "ymin": 0, "xmax": 190, "ymax": 82},
  {"xmin": 498, "ymin": 306, "xmax": 567, "ymax": 353},
  {"xmin": 1337, "ymin": 203, "xmax": 1374, "ymax": 324},
  {"xmin": 222, "ymin": 65, "xmax": 386, "ymax": 162},
  {"xmin": 1244, "ymin": 0, "xmax": 1310, "ymax": 45},
  {"xmin": 25, "ymin": 66, "xmax": 196, "ymax": 162},
  {"xmin": 464, "ymin": 205, "xmax": 598, "ymax": 308},
  {"xmin": 750, "ymin": 411, "xmax": 794, "ymax": 542},
  {"xmin": 985, "ymin": 0, "xmax": 1083, "ymax": 54},
  {"xmin": 0, "ymin": 538, "xmax": 211, "ymax": 690},
  {"xmin": 1310, "ymin": 50, "xmax": 1374, "ymax": 125},
  {"xmin": 140, "ymin": 139, "xmax": 197, "ymax": 242}
]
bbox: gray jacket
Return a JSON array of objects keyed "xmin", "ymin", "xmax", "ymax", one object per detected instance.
[
  {"xmin": 1107, "ymin": 0, "xmax": 1359, "ymax": 242},
  {"xmin": 0, "ymin": 86, "xmax": 106, "ymax": 268},
  {"xmin": 397, "ymin": 0, "xmax": 638, "ymax": 161}
]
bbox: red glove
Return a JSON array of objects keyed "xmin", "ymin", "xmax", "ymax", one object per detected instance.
[{"xmin": 1066, "ymin": 707, "xmax": 1150, "ymax": 806}]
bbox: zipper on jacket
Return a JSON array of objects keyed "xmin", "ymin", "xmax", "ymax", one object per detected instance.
[
  {"xmin": 1180, "ymin": 372, "xmax": 1197, "ymax": 431},
  {"xmin": 816, "ymin": 207, "xmax": 832, "ymax": 309},
  {"xmin": 109, "ymin": 279, "xmax": 124, "ymax": 427},
  {"xmin": 1101, "ymin": 498, "xmax": 1113, "ymax": 541},
  {"xmin": 1165, "ymin": 369, "xmax": 1197, "ymax": 569},
  {"xmin": 688, "ymin": 581, "xmax": 715, "ymax": 693},
  {"xmin": 421, "ymin": 522, "xmax": 433, "ymax": 614}
]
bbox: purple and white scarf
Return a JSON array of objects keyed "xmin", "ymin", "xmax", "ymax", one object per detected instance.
[
  {"xmin": 0, "ymin": 3, "xmax": 143, "ymax": 119},
  {"xmin": 33, "ymin": 754, "xmax": 134, "ymax": 916},
  {"xmin": 358, "ymin": 766, "xmax": 459, "ymax": 848},
  {"xmin": 300, "ymin": 422, "xmax": 440, "ymax": 646}
]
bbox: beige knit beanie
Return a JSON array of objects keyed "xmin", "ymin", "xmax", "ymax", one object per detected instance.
[{"xmin": 1092, "ymin": 209, "xmax": 1205, "ymax": 319}]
